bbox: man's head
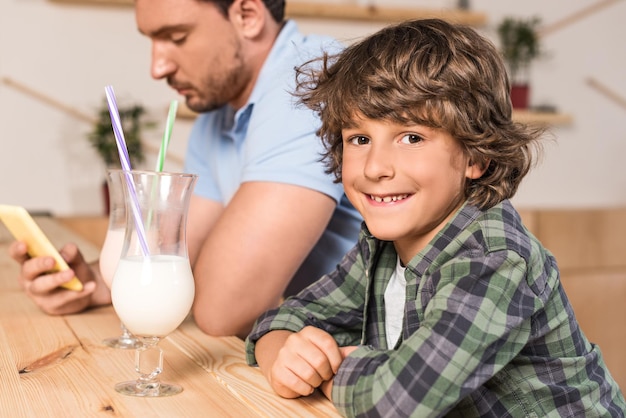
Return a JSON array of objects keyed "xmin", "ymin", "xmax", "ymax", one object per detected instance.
[
  {"xmin": 297, "ymin": 18, "xmax": 545, "ymax": 210},
  {"xmin": 200, "ymin": 0, "xmax": 285, "ymax": 23},
  {"xmin": 136, "ymin": 0, "xmax": 285, "ymax": 112}
]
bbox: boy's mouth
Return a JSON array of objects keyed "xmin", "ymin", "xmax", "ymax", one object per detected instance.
[{"xmin": 369, "ymin": 194, "xmax": 410, "ymax": 203}]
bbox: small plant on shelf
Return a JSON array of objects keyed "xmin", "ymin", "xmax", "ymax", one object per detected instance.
[
  {"xmin": 88, "ymin": 98, "xmax": 154, "ymax": 214},
  {"xmin": 88, "ymin": 98, "xmax": 153, "ymax": 168},
  {"xmin": 497, "ymin": 16, "xmax": 542, "ymax": 109}
]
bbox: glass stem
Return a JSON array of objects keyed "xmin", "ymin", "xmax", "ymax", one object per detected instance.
[
  {"xmin": 134, "ymin": 336, "xmax": 163, "ymax": 393},
  {"xmin": 119, "ymin": 322, "xmax": 137, "ymax": 344}
]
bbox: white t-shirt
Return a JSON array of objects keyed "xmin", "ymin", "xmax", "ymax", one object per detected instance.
[{"xmin": 384, "ymin": 257, "xmax": 407, "ymax": 348}]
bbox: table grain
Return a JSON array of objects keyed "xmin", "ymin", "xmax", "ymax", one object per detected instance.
[{"xmin": 0, "ymin": 217, "xmax": 341, "ymax": 417}]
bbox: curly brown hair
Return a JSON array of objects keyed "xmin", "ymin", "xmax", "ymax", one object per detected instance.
[{"xmin": 296, "ymin": 18, "xmax": 546, "ymax": 210}]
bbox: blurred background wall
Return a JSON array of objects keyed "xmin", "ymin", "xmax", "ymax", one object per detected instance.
[{"xmin": 1, "ymin": 0, "xmax": 624, "ymax": 215}]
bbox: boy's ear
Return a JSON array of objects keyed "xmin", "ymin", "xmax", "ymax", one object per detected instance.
[
  {"xmin": 466, "ymin": 158, "xmax": 490, "ymax": 180},
  {"xmin": 229, "ymin": 0, "xmax": 265, "ymax": 39}
]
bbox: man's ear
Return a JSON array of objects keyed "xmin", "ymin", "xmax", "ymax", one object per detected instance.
[
  {"xmin": 466, "ymin": 158, "xmax": 490, "ymax": 180},
  {"xmin": 229, "ymin": 0, "xmax": 266, "ymax": 39}
]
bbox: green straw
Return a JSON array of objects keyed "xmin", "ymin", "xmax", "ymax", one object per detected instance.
[
  {"xmin": 155, "ymin": 100, "xmax": 178, "ymax": 172},
  {"xmin": 147, "ymin": 99, "xmax": 178, "ymax": 230}
]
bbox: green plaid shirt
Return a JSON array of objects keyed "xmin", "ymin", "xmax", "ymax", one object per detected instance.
[{"xmin": 246, "ymin": 200, "xmax": 626, "ymax": 417}]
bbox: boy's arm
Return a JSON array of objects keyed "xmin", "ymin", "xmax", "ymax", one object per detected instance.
[
  {"xmin": 255, "ymin": 330, "xmax": 297, "ymax": 397},
  {"xmin": 245, "ymin": 242, "xmax": 369, "ymax": 364},
  {"xmin": 319, "ymin": 346, "xmax": 358, "ymax": 400}
]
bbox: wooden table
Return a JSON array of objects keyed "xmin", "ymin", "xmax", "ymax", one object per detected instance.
[{"xmin": 0, "ymin": 217, "xmax": 341, "ymax": 417}]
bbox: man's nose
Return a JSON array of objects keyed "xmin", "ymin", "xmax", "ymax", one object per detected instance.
[{"xmin": 151, "ymin": 44, "xmax": 175, "ymax": 80}]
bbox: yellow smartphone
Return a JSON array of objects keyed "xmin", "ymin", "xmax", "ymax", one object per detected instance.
[{"xmin": 0, "ymin": 204, "xmax": 83, "ymax": 291}]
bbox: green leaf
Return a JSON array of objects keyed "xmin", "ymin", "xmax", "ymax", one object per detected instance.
[{"xmin": 87, "ymin": 98, "xmax": 152, "ymax": 168}]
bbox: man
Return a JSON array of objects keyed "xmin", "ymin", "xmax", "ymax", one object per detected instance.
[{"xmin": 10, "ymin": 0, "xmax": 361, "ymax": 339}]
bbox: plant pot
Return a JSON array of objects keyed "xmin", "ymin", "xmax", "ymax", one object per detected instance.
[
  {"xmin": 511, "ymin": 84, "xmax": 530, "ymax": 109},
  {"xmin": 102, "ymin": 179, "xmax": 110, "ymax": 216}
]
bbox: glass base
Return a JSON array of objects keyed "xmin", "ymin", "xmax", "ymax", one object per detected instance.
[
  {"xmin": 102, "ymin": 336, "xmax": 143, "ymax": 350},
  {"xmin": 115, "ymin": 380, "xmax": 183, "ymax": 397}
]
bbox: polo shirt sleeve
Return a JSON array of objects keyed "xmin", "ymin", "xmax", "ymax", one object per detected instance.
[
  {"xmin": 184, "ymin": 113, "xmax": 224, "ymax": 202},
  {"xmin": 240, "ymin": 77, "xmax": 345, "ymax": 204}
]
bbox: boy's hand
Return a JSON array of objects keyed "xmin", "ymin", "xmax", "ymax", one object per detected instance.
[
  {"xmin": 257, "ymin": 326, "xmax": 343, "ymax": 398},
  {"xmin": 319, "ymin": 345, "xmax": 359, "ymax": 399}
]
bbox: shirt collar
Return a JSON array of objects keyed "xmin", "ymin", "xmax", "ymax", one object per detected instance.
[
  {"xmin": 358, "ymin": 201, "xmax": 485, "ymax": 277},
  {"xmin": 233, "ymin": 20, "xmax": 301, "ymax": 125}
]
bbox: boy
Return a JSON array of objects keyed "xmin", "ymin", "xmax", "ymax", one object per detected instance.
[{"xmin": 245, "ymin": 19, "xmax": 626, "ymax": 417}]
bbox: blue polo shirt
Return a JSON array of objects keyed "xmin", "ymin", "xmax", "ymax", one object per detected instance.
[{"xmin": 184, "ymin": 20, "xmax": 361, "ymax": 295}]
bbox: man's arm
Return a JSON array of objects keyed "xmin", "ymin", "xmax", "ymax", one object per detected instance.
[{"xmin": 189, "ymin": 181, "xmax": 336, "ymax": 338}]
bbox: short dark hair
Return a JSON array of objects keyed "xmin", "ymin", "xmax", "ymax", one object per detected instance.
[
  {"xmin": 296, "ymin": 18, "xmax": 546, "ymax": 210},
  {"xmin": 203, "ymin": 0, "xmax": 285, "ymax": 23}
]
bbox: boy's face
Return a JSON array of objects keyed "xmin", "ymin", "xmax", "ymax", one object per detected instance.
[{"xmin": 341, "ymin": 116, "xmax": 485, "ymax": 263}]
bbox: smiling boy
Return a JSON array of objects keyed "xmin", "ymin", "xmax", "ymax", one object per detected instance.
[{"xmin": 245, "ymin": 19, "xmax": 626, "ymax": 417}]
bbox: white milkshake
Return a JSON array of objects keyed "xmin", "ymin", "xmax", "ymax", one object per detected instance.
[
  {"xmin": 99, "ymin": 228, "xmax": 126, "ymax": 288},
  {"xmin": 111, "ymin": 255, "xmax": 195, "ymax": 337}
]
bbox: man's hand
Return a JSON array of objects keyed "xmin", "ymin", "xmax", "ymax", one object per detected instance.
[{"xmin": 9, "ymin": 241, "xmax": 108, "ymax": 315}]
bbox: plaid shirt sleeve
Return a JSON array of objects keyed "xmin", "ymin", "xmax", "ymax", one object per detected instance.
[{"xmin": 246, "ymin": 240, "xmax": 371, "ymax": 365}]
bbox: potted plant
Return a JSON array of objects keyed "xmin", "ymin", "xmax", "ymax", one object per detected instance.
[
  {"xmin": 88, "ymin": 98, "xmax": 154, "ymax": 213},
  {"xmin": 88, "ymin": 98, "xmax": 151, "ymax": 168},
  {"xmin": 497, "ymin": 16, "xmax": 542, "ymax": 109}
]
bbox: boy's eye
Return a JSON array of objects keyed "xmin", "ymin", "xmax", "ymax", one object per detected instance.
[
  {"xmin": 400, "ymin": 133, "xmax": 423, "ymax": 144},
  {"xmin": 347, "ymin": 135, "xmax": 370, "ymax": 145}
]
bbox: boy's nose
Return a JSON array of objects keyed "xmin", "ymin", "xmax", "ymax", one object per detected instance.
[{"xmin": 363, "ymin": 145, "xmax": 395, "ymax": 180}]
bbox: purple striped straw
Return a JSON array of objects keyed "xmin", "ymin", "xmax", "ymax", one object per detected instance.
[{"xmin": 104, "ymin": 85, "xmax": 149, "ymax": 256}]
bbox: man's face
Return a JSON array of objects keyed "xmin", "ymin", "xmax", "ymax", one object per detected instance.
[{"xmin": 135, "ymin": 0, "xmax": 251, "ymax": 112}]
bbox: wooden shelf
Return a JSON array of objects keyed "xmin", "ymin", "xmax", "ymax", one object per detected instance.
[
  {"xmin": 512, "ymin": 110, "xmax": 573, "ymax": 126},
  {"xmin": 285, "ymin": 2, "xmax": 487, "ymax": 26},
  {"xmin": 48, "ymin": 0, "xmax": 487, "ymax": 26},
  {"xmin": 49, "ymin": 0, "xmax": 132, "ymax": 5},
  {"xmin": 177, "ymin": 104, "xmax": 572, "ymax": 126}
]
